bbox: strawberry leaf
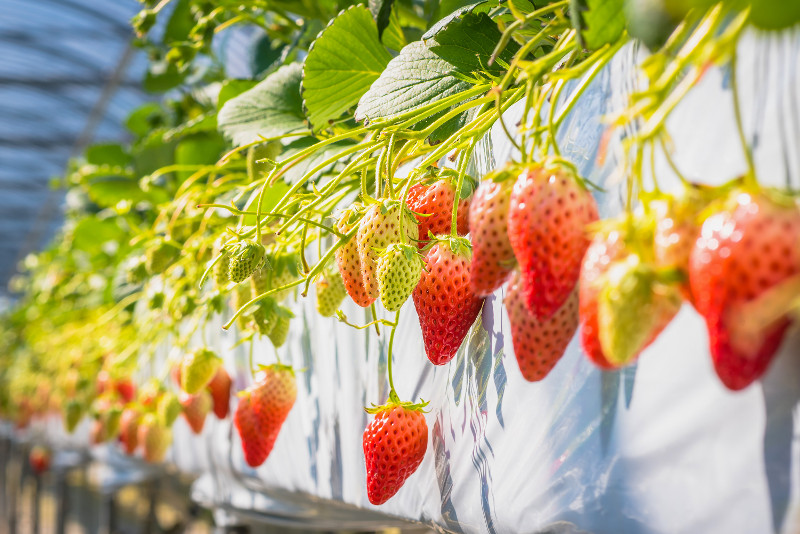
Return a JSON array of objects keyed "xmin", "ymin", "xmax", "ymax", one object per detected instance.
[
  {"xmin": 302, "ymin": 6, "xmax": 392, "ymax": 131},
  {"xmin": 570, "ymin": 0, "xmax": 626, "ymax": 51},
  {"xmin": 368, "ymin": 0, "xmax": 394, "ymax": 38},
  {"xmin": 218, "ymin": 63, "xmax": 306, "ymax": 147},
  {"xmin": 356, "ymin": 11, "xmax": 517, "ymax": 143}
]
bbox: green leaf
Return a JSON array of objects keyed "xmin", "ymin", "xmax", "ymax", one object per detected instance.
[
  {"xmin": 217, "ymin": 63, "xmax": 307, "ymax": 147},
  {"xmin": 86, "ymin": 176, "xmax": 164, "ymax": 208},
  {"xmin": 143, "ymin": 61, "xmax": 185, "ymax": 93},
  {"xmin": 126, "ymin": 103, "xmax": 164, "ymax": 137},
  {"xmin": 242, "ymin": 181, "xmax": 292, "ymax": 226},
  {"xmin": 570, "ymin": 0, "xmax": 626, "ymax": 50},
  {"xmin": 217, "ymin": 80, "xmax": 258, "ymax": 110},
  {"xmin": 748, "ymin": 0, "xmax": 800, "ymax": 30},
  {"xmin": 86, "ymin": 144, "xmax": 132, "ymax": 167},
  {"xmin": 381, "ymin": 4, "xmax": 408, "ymax": 52},
  {"xmin": 72, "ymin": 217, "xmax": 124, "ymax": 255},
  {"xmin": 175, "ymin": 135, "xmax": 226, "ymax": 182},
  {"xmin": 249, "ymin": 35, "xmax": 285, "ymax": 77},
  {"xmin": 164, "ymin": 0, "xmax": 193, "ymax": 43},
  {"xmin": 355, "ymin": 11, "xmax": 518, "ymax": 143},
  {"xmin": 369, "ymin": 0, "xmax": 394, "ymax": 38},
  {"xmin": 302, "ymin": 6, "xmax": 392, "ymax": 130}
]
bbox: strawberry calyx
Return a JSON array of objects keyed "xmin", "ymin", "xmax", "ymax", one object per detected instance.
[
  {"xmin": 256, "ymin": 362, "xmax": 295, "ymax": 377},
  {"xmin": 419, "ymin": 235, "xmax": 472, "ymax": 258},
  {"xmin": 364, "ymin": 390, "xmax": 429, "ymax": 415}
]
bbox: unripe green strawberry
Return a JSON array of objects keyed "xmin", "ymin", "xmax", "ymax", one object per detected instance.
[
  {"xmin": 268, "ymin": 252, "xmax": 299, "ymax": 302},
  {"xmin": 597, "ymin": 255, "xmax": 682, "ymax": 366},
  {"xmin": 228, "ymin": 241, "xmax": 265, "ymax": 283},
  {"xmin": 138, "ymin": 413, "xmax": 172, "ymax": 463},
  {"xmin": 230, "ymin": 283, "xmax": 253, "ymax": 330},
  {"xmin": 252, "ymin": 298, "xmax": 278, "ymax": 336},
  {"xmin": 157, "ymin": 391, "xmax": 183, "ymax": 426},
  {"xmin": 64, "ymin": 400, "xmax": 84, "ymax": 433},
  {"xmin": 180, "ymin": 348, "xmax": 222, "ymax": 395},
  {"xmin": 267, "ymin": 306, "xmax": 294, "ymax": 348},
  {"xmin": 251, "ymin": 261, "xmax": 271, "ymax": 295},
  {"xmin": 213, "ymin": 239, "xmax": 230, "ymax": 289},
  {"xmin": 315, "ymin": 270, "xmax": 347, "ymax": 317},
  {"xmin": 145, "ymin": 238, "xmax": 180, "ymax": 275},
  {"xmin": 377, "ymin": 243, "xmax": 424, "ymax": 312},
  {"xmin": 357, "ymin": 202, "xmax": 419, "ymax": 299}
]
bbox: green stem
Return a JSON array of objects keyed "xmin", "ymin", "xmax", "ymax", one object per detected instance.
[
  {"xmin": 730, "ymin": 47, "xmax": 757, "ymax": 187},
  {"xmin": 386, "ymin": 310, "xmax": 401, "ymax": 397},
  {"xmin": 451, "ymin": 141, "xmax": 476, "ymax": 236}
]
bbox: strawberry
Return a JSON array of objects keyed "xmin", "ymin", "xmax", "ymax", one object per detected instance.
[
  {"xmin": 507, "ymin": 162, "xmax": 599, "ymax": 318},
  {"xmin": 652, "ymin": 190, "xmax": 705, "ymax": 300},
  {"xmin": 357, "ymin": 202, "xmax": 418, "ymax": 299},
  {"xmin": 114, "ymin": 377, "xmax": 136, "ymax": 403},
  {"xmin": 268, "ymin": 252, "xmax": 300, "ymax": 302},
  {"xmin": 251, "ymin": 364, "xmax": 296, "ymax": 433},
  {"xmin": 267, "ymin": 307, "xmax": 293, "ymax": 348},
  {"xmin": 138, "ymin": 413, "xmax": 172, "ymax": 463},
  {"xmin": 412, "ymin": 237, "xmax": 485, "ymax": 365},
  {"xmin": 597, "ymin": 254, "xmax": 682, "ymax": 366},
  {"xmin": 138, "ymin": 380, "xmax": 163, "ymax": 408},
  {"xmin": 230, "ymin": 283, "xmax": 253, "ymax": 331},
  {"xmin": 406, "ymin": 175, "xmax": 472, "ymax": 248},
  {"xmin": 335, "ymin": 205, "xmax": 375, "ymax": 307},
  {"xmin": 180, "ymin": 348, "xmax": 221, "ymax": 394},
  {"xmin": 145, "ymin": 237, "xmax": 180, "ymax": 275},
  {"xmin": 234, "ymin": 393, "xmax": 268, "ymax": 467},
  {"xmin": 377, "ymin": 243, "xmax": 424, "ymax": 312},
  {"xmin": 64, "ymin": 400, "xmax": 84, "ymax": 433},
  {"xmin": 180, "ymin": 391, "xmax": 212, "ymax": 434},
  {"xmin": 579, "ymin": 227, "xmax": 628, "ymax": 369},
  {"xmin": 363, "ymin": 401, "xmax": 428, "ymax": 505},
  {"xmin": 234, "ymin": 364, "xmax": 297, "ymax": 467},
  {"xmin": 227, "ymin": 241, "xmax": 265, "ymax": 283},
  {"xmin": 252, "ymin": 298, "xmax": 279, "ymax": 336},
  {"xmin": 505, "ymin": 271, "xmax": 578, "ymax": 381},
  {"xmin": 29, "ymin": 446, "xmax": 51, "ymax": 474},
  {"xmin": 118, "ymin": 408, "xmax": 141, "ymax": 455},
  {"xmin": 315, "ymin": 269, "xmax": 348, "ymax": 317},
  {"xmin": 468, "ymin": 171, "xmax": 516, "ymax": 296},
  {"xmin": 689, "ymin": 190, "xmax": 800, "ymax": 390},
  {"xmin": 207, "ymin": 366, "xmax": 232, "ymax": 419},
  {"xmin": 157, "ymin": 391, "xmax": 182, "ymax": 426},
  {"xmin": 250, "ymin": 260, "xmax": 271, "ymax": 295},
  {"xmin": 213, "ymin": 239, "xmax": 230, "ymax": 288}
]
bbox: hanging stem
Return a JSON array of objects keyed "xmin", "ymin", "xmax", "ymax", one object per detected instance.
[
  {"xmin": 730, "ymin": 47, "xmax": 757, "ymax": 187},
  {"xmin": 386, "ymin": 311, "xmax": 401, "ymax": 397}
]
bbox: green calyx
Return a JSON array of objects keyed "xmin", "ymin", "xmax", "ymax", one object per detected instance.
[{"xmin": 364, "ymin": 390, "xmax": 429, "ymax": 415}]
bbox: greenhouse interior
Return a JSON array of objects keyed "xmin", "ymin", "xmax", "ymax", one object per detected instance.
[{"xmin": 1, "ymin": 1, "xmax": 800, "ymax": 533}]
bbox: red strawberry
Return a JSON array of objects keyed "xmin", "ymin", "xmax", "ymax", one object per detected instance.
[
  {"xmin": 508, "ymin": 162, "xmax": 599, "ymax": 318},
  {"xmin": 207, "ymin": 366, "xmax": 232, "ymax": 419},
  {"xmin": 118, "ymin": 408, "xmax": 141, "ymax": 455},
  {"xmin": 180, "ymin": 391, "xmax": 212, "ymax": 434},
  {"xmin": 335, "ymin": 205, "xmax": 375, "ymax": 308},
  {"xmin": 234, "ymin": 393, "xmax": 268, "ymax": 467},
  {"xmin": 505, "ymin": 271, "xmax": 578, "ymax": 381},
  {"xmin": 406, "ymin": 176, "xmax": 472, "ymax": 248},
  {"xmin": 234, "ymin": 364, "xmax": 297, "ymax": 467},
  {"xmin": 357, "ymin": 201, "xmax": 418, "ymax": 298},
  {"xmin": 29, "ymin": 446, "xmax": 51, "ymax": 474},
  {"xmin": 652, "ymin": 191, "xmax": 705, "ymax": 300},
  {"xmin": 579, "ymin": 227, "xmax": 627, "ymax": 369},
  {"xmin": 363, "ymin": 402, "xmax": 428, "ymax": 505},
  {"xmin": 469, "ymin": 172, "xmax": 516, "ymax": 296},
  {"xmin": 114, "ymin": 377, "xmax": 136, "ymax": 403},
  {"xmin": 412, "ymin": 237, "xmax": 485, "ymax": 365},
  {"xmin": 690, "ymin": 191, "xmax": 800, "ymax": 390}
]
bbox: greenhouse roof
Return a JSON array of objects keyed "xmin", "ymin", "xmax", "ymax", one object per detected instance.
[{"xmin": 0, "ymin": 0, "xmax": 152, "ymax": 297}]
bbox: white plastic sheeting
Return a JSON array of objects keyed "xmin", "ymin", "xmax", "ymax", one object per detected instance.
[{"xmin": 15, "ymin": 31, "xmax": 800, "ymax": 534}]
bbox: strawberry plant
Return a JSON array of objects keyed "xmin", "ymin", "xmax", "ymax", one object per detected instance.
[{"xmin": 0, "ymin": 0, "xmax": 798, "ymax": 514}]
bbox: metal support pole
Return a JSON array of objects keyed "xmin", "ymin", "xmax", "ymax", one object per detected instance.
[
  {"xmin": 32, "ymin": 473, "xmax": 41, "ymax": 534},
  {"xmin": 99, "ymin": 491, "xmax": 116, "ymax": 534},
  {"xmin": 144, "ymin": 477, "xmax": 159, "ymax": 534},
  {"xmin": 8, "ymin": 442, "xmax": 18, "ymax": 534},
  {"xmin": 55, "ymin": 468, "xmax": 68, "ymax": 534}
]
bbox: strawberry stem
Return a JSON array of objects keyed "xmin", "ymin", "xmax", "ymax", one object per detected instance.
[
  {"xmin": 730, "ymin": 48, "xmax": 757, "ymax": 188},
  {"xmin": 386, "ymin": 310, "xmax": 401, "ymax": 399},
  {"xmin": 370, "ymin": 303, "xmax": 381, "ymax": 336},
  {"xmin": 451, "ymin": 141, "xmax": 476, "ymax": 237}
]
